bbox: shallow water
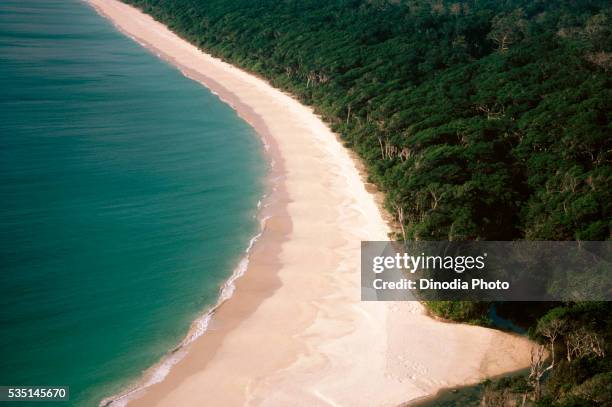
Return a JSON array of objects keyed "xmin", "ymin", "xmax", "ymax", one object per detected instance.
[{"xmin": 0, "ymin": 0, "xmax": 265, "ymax": 404}]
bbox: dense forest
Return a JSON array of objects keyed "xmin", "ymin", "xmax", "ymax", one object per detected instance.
[
  {"xmin": 125, "ymin": 0, "xmax": 611, "ymax": 242},
  {"xmin": 122, "ymin": 0, "xmax": 611, "ymax": 405}
]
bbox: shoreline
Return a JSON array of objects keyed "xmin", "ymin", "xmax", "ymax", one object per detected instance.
[
  {"xmin": 408, "ymin": 366, "xmax": 531, "ymax": 407},
  {"xmin": 88, "ymin": 1, "xmax": 535, "ymax": 406}
]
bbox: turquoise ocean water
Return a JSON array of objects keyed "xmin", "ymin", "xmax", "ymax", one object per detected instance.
[{"xmin": 0, "ymin": 0, "xmax": 265, "ymax": 405}]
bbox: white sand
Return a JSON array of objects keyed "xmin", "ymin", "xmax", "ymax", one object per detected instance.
[{"xmin": 88, "ymin": 1, "xmax": 534, "ymax": 406}]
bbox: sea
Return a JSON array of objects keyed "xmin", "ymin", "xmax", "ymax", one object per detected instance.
[{"xmin": 0, "ymin": 0, "xmax": 265, "ymax": 405}]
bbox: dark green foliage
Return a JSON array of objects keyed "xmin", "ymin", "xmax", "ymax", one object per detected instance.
[
  {"xmin": 124, "ymin": 0, "xmax": 611, "ymax": 241},
  {"xmin": 531, "ymin": 303, "xmax": 612, "ymax": 406},
  {"xmin": 480, "ymin": 303, "xmax": 611, "ymax": 406},
  {"xmin": 118, "ymin": 0, "xmax": 610, "ymax": 403},
  {"xmin": 424, "ymin": 300, "xmax": 491, "ymax": 324},
  {"xmin": 489, "ymin": 375, "xmax": 531, "ymax": 394}
]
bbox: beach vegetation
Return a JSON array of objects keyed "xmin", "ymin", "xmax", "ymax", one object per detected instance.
[{"xmin": 120, "ymin": 0, "xmax": 611, "ymax": 403}]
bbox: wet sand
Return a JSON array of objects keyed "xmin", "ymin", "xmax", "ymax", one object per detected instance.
[{"xmin": 88, "ymin": 1, "xmax": 535, "ymax": 406}]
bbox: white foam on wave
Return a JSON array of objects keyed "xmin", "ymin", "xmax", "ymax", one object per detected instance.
[
  {"xmin": 100, "ymin": 213, "xmax": 271, "ymax": 407},
  {"xmin": 90, "ymin": 5, "xmax": 279, "ymax": 405}
]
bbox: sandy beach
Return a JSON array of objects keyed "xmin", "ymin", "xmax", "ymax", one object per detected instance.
[{"xmin": 88, "ymin": 1, "xmax": 534, "ymax": 406}]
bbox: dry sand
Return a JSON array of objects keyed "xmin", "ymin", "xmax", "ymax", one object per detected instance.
[{"xmin": 88, "ymin": 1, "xmax": 534, "ymax": 406}]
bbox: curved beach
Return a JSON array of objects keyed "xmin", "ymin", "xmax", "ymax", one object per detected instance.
[{"xmin": 89, "ymin": 1, "xmax": 534, "ymax": 406}]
